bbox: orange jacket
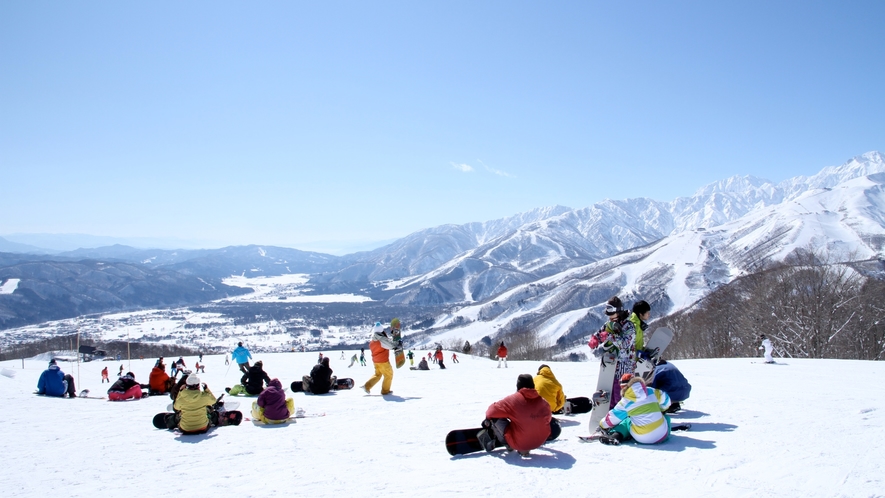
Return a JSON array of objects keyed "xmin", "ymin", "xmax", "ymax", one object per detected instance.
[
  {"xmin": 370, "ymin": 337, "xmax": 391, "ymax": 364},
  {"xmin": 149, "ymin": 367, "xmax": 170, "ymax": 393}
]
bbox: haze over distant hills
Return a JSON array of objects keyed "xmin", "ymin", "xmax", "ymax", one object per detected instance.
[{"xmin": 2, "ymin": 152, "xmax": 884, "ymax": 348}]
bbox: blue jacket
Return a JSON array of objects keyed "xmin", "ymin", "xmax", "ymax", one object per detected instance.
[
  {"xmin": 649, "ymin": 361, "xmax": 691, "ymax": 402},
  {"xmin": 231, "ymin": 346, "xmax": 252, "ymax": 364},
  {"xmin": 37, "ymin": 365, "xmax": 67, "ymax": 397}
]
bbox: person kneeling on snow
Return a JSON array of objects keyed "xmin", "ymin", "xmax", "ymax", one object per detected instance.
[
  {"xmin": 252, "ymin": 378, "xmax": 295, "ymax": 423},
  {"xmin": 36, "ymin": 359, "xmax": 77, "ymax": 398},
  {"xmin": 596, "ymin": 374, "xmax": 672, "ymax": 446},
  {"xmin": 642, "ymin": 359, "xmax": 691, "ymax": 413},
  {"xmin": 173, "ymin": 375, "xmax": 218, "ymax": 434},
  {"xmin": 302, "ymin": 356, "xmax": 337, "ymax": 394},
  {"xmin": 477, "ymin": 374, "xmax": 552, "ymax": 456},
  {"xmin": 227, "ymin": 360, "xmax": 271, "ymax": 396},
  {"xmin": 108, "ymin": 371, "xmax": 147, "ymax": 401}
]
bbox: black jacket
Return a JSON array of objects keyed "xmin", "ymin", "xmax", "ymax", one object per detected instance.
[
  {"xmin": 241, "ymin": 365, "xmax": 271, "ymax": 395},
  {"xmin": 309, "ymin": 361, "xmax": 334, "ymax": 394}
]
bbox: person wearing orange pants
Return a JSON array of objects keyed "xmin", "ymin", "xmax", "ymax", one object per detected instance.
[{"xmin": 362, "ymin": 322, "xmax": 397, "ymax": 395}]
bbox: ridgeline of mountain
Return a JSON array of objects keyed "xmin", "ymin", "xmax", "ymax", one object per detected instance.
[{"xmin": 0, "ymin": 259, "xmax": 251, "ymax": 330}]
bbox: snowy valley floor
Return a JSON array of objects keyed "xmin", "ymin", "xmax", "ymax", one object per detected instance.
[{"xmin": 1, "ymin": 353, "xmax": 883, "ymax": 497}]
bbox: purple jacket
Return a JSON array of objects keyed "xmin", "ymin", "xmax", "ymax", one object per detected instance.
[{"xmin": 257, "ymin": 379, "xmax": 290, "ymax": 420}]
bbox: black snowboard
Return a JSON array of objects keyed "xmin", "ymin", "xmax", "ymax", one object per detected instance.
[
  {"xmin": 561, "ymin": 397, "xmax": 592, "ymax": 415},
  {"xmin": 152, "ymin": 410, "xmax": 242, "ymax": 430},
  {"xmin": 291, "ymin": 378, "xmax": 354, "ymax": 393},
  {"xmin": 445, "ymin": 428, "xmax": 505, "ymax": 456}
]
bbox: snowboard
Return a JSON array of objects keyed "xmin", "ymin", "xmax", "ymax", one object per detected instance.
[
  {"xmin": 588, "ymin": 326, "xmax": 675, "ymax": 429},
  {"xmin": 445, "ymin": 427, "xmax": 505, "ymax": 456},
  {"xmin": 152, "ymin": 410, "xmax": 243, "ymax": 430},
  {"xmin": 577, "ymin": 423, "xmax": 691, "ymax": 443},
  {"xmin": 290, "ymin": 378, "xmax": 355, "ymax": 393},
  {"xmin": 391, "ymin": 328, "xmax": 405, "ymax": 369},
  {"xmin": 561, "ymin": 397, "xmax": 592, "ymax": 415}
]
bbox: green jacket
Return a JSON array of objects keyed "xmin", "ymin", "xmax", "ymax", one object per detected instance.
[{"xmin": 629, "ymin": 312, "xmax": 645, "ymax": 350}]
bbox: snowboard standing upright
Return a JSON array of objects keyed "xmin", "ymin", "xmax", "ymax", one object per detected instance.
[
  {"xmin": 586, "ymin": 327, "xmax": 674, "ymax": 432},
  {"xmin": 391, "ymin": 328, "xmax": 406, "ymax": 369}
]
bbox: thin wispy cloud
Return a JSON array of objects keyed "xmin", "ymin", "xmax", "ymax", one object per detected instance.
[
  {"xmin": 451, "ymin": 162, "xmax": 474, "ymax": 172},
  {"xmin": 478, "ymin": 160, "xmax": 514, "ymax": 178}
]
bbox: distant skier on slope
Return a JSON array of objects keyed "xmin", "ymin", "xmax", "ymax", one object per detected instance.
[
  {"xmin": 496, "ymin": 342, "xmax": 508, "ymax": 368},
  {"xmin": 759, "ymin": 335, "xmax": 775, "ymax": 363},
  {"xmin": 232, "ymin": 342, "xmax": 252, "ymax": 374}
]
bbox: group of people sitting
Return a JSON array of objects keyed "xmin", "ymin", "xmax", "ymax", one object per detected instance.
[{"xmin": 476, "ymin": 358, "xmax": 692, "ymax": 454}]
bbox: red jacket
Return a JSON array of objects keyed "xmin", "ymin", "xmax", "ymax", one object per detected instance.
[
  {"xmin": 434, "ymin": 350, "xmax": 444, "ymax": 361},
  {"xmin": 485, "ymin": 388, "xmax": 551, "ymax": 451},
  {"xmin": 497, "ymin": 345, "xmax": 508, "ymax": 358}
]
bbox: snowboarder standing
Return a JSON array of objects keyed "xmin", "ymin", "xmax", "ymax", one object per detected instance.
[
  {"xmin": 232, "ymin": 342, "xmax": 252, "ymax": 374},
  {"xmin": 359, "ymin": 349, "xmax": 366, "ymax": 366},
  {"xmin": 451, "ymin": 353, "xmax": 459, "ymax": 364},
  {"xmin": 477, "ymin": 374, "xmax": 552, "ymax": 456},
  {"xmin": 101, "ymin": 366, "xmax": 109, "ymax": 384},
  {"xmin": 588, "ymin": 296, "xmax": 638, "ymax": 409},
  {"xmin": 434, "ymin": 347, "xmax": 446, "ymax": 369},
  {"xmin": 759, "ymin": 335, "xmax": 775, "ymax": 363},
  {"xmin": 407, "ymin": 350, "xmax": 415, "ymax": 366},
  {"xmin": 497, "ymin": 342, "xmax": 508, "ymax": 368},
  {"xmin": 361, "ymin": 323, "xmax": 397, "ymax": 395}
]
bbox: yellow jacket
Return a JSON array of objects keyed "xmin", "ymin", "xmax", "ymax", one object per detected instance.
[
  {"xmin": 173, "ymin": 388, "xmax": 216, "ymax": 432},
  {"xmin": 533, "ymin": 366, "xmax": 566, "ymax": 412}
]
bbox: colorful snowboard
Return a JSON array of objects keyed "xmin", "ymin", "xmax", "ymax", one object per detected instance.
[
  {"xmin": 391, "ymin": 328, "xmax": 405, "ymax": 369},
  {"xmin": 445, "ymin": 427, "xmax": 505, "ymax": 456},
  {"xmin": 290, "ymin": 378, "xmax": 354, "ymax": 392}
]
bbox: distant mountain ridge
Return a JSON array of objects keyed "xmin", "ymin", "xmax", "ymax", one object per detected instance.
[{"xmin": 2, "ymin": 152, "xmax": 883, "ymax": 337}]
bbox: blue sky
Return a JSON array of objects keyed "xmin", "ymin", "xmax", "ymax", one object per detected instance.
[{"xmin": 1, "ymin": 1, "xmax": 883, "ymax": 254}]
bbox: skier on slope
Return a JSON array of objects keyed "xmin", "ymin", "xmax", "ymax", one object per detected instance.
[
  {"xmin": 232, "ymin": 342, "xmax": 252, "ymax": 374},
  {"xmin": 496, "ymin": 342, "xmax": 508, "ymax": 368},
  {"xmin": 595, "ymin": 373, "xmax": 672, "ymax": 446},
  {"xmin": 759, "ymin": 335, "xmax": 775, "ymax": 364},
  {"xmin": 434, "ymin": 346, "xmax": 446, "ymax": 369},
  {"xmin": 476, "ymin": 374, "xmax": 552, "ymax": 456}
]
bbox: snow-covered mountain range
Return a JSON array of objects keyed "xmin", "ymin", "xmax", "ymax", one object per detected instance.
[{"xmin": 2, "ymin": 152, "xmax": 883, "ymax": 351}]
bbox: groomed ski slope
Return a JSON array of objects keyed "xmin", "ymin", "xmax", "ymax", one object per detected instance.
[{"xmin": 1, "ymin": 352, "xmax": 883, "ymax": 497}]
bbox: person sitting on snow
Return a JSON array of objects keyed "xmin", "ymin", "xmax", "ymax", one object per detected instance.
[
  {"xmin": 302, "ymin": 356, "xmax": 337, "ymax": 394},
  {"xmin": 410, "ymin": 357, "xmax": 430, "ymax": 371},
  {"xmin": 252, "ymin": 378, "xmax": 295, "ymax": 424},
  {"xmin": 227, "ymin": 360, "xmax": 271, "ymax": 396},
  {"xmin": 36, "ymin": 359, "xmax": 77, "ymax": 398},
  {"xmin": 149, "ymin": 361, "xmax": 172, "ymax": 395},
  {"xmin": 595, "ymin": 374, "xmax": 672, "ymax": 446},
  {"xmin": 172, "ymin": 374, "xmax": 218, "ymax": 434},
  {"xmin": 107, "ymin": 371, "xmax": 147, "ymax": 401},
  {"xmin": 477, "ymin": 374, "xmax": 552, "ymax": 456}
]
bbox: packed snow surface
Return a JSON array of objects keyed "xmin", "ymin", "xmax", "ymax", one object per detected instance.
[
  {"xmin": 1, "ymin": 354, "xmax": 883, "ymax": 497},
  {"xmin": 0, "ymin": 278, "xmax": 20, "ymax": 294}
]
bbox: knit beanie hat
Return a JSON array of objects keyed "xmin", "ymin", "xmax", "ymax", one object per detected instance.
[{"xmin": 516, "ymin": 374, "xmax": 535, "ymax": 391}]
